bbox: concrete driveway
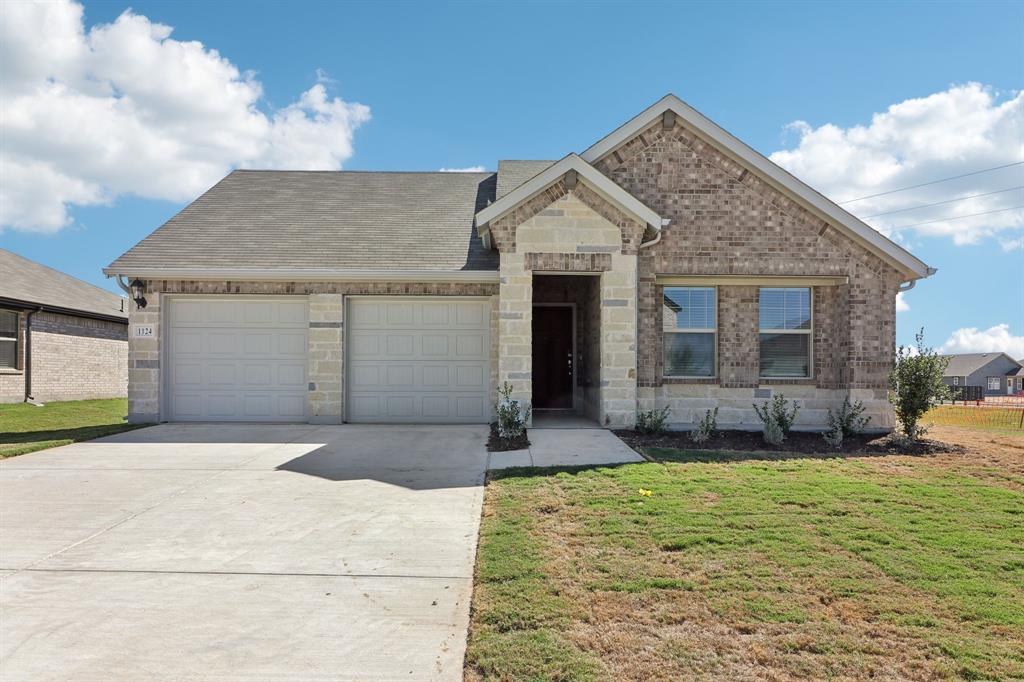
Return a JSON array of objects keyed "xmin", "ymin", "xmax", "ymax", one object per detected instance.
[{"xmin": 0, "ymin": 423, "xmax": 488, "ymax": 681}]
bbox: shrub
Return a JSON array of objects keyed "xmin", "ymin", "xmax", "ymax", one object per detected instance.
[
  {"xmin": 637, "ymin": 406, "xmax": 672, "ymax": 434},
  {"xmin": 889, "ymin": 329, "xmax": 950, "ymax": 441},
  {"xmin": 762, "ymin": 416, "xmax": 785, "ymax": 446},
  {"xmin": 753, "ymin": 394, "xmax": 799, "ymax": 435},
  {"xmin": 827, "ymin": 396, "xmax": 870, "ymax": 438},
  {"xmin": 690, "ymin": 408, "xmax": 719, "ymax": 444},
  {"xmin": 495, "ymin": 382, "xmax": 531, "ymax": 441},
  {"xmin": 823, "ymin": 427, "xmax": 843, "ymax": 449}
]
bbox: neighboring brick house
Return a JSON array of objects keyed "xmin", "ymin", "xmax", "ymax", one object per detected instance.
[
  {"xmin": 941, "ymin": 353, "xmax": 1023, "ymax": 397},
  {"xmin": 1, "ymin": 249, "xmax": 128, "ymax": 404},
  {"xmin": 105, "ymin": 95, "xmax": 933, "ymax": 430}
]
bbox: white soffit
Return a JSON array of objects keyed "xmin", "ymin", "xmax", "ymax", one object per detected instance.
[
  {"xmin": 475, "ymin": 153, "xmax": 663, "ymax": 233},
  {"xmin": 581, "ymin": 94, "xmax": 932, "ymax": 280}
]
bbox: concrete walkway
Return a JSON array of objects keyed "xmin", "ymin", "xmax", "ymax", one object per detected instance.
[
  {"xmin": 0, "ymin": 424, "xmax": 488, "ymax": 681},
  {"xmin": 488, "ymin": 428, "xmax": 645, "ymax": 470}
]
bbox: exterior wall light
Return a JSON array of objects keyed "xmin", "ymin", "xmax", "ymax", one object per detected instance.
[{"xmin": 129, "ymin": 279, "xmax": 147, "ymax": 310}]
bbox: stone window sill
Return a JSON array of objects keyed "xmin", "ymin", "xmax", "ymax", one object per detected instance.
[
  {"xmin": 0, "ymin": 368, "xmax": 24, "ymax": 376},
  {"xmin": 662, "ymin": 377, "xmax": 718, "ymax": 385}
]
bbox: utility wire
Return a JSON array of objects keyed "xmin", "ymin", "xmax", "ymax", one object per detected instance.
[
  {"xmin": 884, "ymin": 205, "xmax": 1024, "ymax": 231},
  {"xmin": 856, "ymin": 186, "xmax": 1024, "ymax": 219},
  {"xmin": 838, "ymin": 161, "xmax": 1024, "ymax": 204}
]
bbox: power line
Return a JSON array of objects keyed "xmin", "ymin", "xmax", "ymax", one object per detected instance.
[
  {"xmin": 884, "ymin": 205, "xmax": 1024, "ymax": 231},
  {"xmin": 856, "ymin": 186, "xmax": 1024, "ymax": 219},
  {"xmin": 838, "ymin": 161, "xmax": 1024, "ymax": 204}
]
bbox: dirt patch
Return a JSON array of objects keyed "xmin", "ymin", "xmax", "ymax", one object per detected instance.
[
  {"xmin": 615, "ymin": 427, "xmax": 964, "ymax": 459},
  {"xmin": 487, "ymin": 422, "xmax": 529, "ymax": 452}
]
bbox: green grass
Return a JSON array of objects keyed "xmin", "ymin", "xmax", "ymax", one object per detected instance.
[
  {"xmin": 0, "ymin": 398, "xmax": 142, "ymax": 457},
  {"xmin": 466, "ymin": 452, "xmax": 1024, "ymax": 680}
]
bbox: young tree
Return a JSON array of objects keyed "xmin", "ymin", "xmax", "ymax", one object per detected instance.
[{"xmin": 889, "ymin": 329, "xmax": 950, "ymax": 441}]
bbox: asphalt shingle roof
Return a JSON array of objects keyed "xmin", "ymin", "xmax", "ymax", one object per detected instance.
[
  {"xmin": 941, "ymin": 353, "xmax": 1022, "ymax": 377},
  {"xmin": 496, "ymin": 160, "xmax": 555, "ymax": 199},
  {"xmin": 107, "ymin": 170, "xmax": 500, "ymax": 273},
  {"xmin": 1, "ymin": 249, "xmax": 127, "ymax": 320}
]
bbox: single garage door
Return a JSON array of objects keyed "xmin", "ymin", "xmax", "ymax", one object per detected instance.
[
  {"xmin": 347, "ymin": 297, "xmax": 491, "ymax": 423},
  {"xmin": 166, "ymin": 298, "xmax": 308, "ymax": 421}
]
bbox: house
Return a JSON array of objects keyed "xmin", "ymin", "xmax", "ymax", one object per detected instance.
[
  {"xmin": 104, "ymin": 95, "xmax": 933, "ymax": 430},
  {"xmin": 941, "ymin": 353, "xmax": 1023, "ymax": 397},
  {"xmin": 1, "ymin": 249, "xmax": 128, "ymax": 403},
  {"xmin": 1008, "ymin": 364, "xmax": 1024, "ymax": 395}
]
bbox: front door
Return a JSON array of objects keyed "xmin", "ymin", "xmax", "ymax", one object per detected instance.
[{"xmin": 532, "ymin": 305, "xmax": 574, "ymax": 409}]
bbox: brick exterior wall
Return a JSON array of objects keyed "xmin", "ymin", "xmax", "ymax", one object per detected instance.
[
  {"xmin": 0, "ymin": 308, "xmax": 127, "ymax": 404},
  {"xmin": 595, "ymin": 118, "xmax": 904, "ymax": 429},
  {"xmin": 127, "ymin": 280, "xmax": 499, "ymax": 423}
]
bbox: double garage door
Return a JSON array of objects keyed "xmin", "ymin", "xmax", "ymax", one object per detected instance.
[{"xmin": 165, "ymin": 297, "xmax": 490, "ymax": 423}]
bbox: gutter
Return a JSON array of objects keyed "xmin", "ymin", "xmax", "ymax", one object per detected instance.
[
  {"xmin": 899, "ymin": 266, "xmax": 938, "ymax": 292},
  {"xmin": 0, "ymin": 297, "xmax": 128, "ymax": 325},
  {"xmin": 102, "ymin": 268, "xmax": 501, "ymax": 284}
]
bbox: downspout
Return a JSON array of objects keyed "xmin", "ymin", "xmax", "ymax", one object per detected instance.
[
  {"xmin": 898, "ymin": 266, "xmax": 938, "ymax": 292},
  {"xmin": 24, "ymin": 306, "xmax": 42, "ymax": 403},
  {"xmin": 633, "ymin": 220, "xmax": 668, "ymax": 422}
]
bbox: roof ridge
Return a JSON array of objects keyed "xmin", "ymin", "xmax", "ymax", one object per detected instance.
[{"xmin": 232, "ymin": 169, "xmax": 494, "ymax": 175}]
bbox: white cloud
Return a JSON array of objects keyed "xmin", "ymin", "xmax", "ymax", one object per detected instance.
[
  {"xmin": 0, "ymin": 0, "xmax": 370, "ymax": 233},
  {"xmin": 999, "ymin": 233, "xmax": 1024, "ymax": 252},
  {"xmin": 940, "ymin": 324, "xmax": 1024, "ymax": 358},
  {"xmin": 895, "ymin": 292, "xmax": 910, "ymax": 312},
  {"xmin": 439, "ymin": 166, "xmax": 487, "ymax": 173},
  {"xmin": 770, "ymin": 83, "xmax": 1023, "ymax": 246}
]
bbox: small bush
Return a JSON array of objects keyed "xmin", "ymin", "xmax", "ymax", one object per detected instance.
[
  {"xmin": 753, "ymin": 394, "xmax": 799, "ymax": 435},
  {"xmin": 890, "ymin": 329, "xmax": 950, "ymax": 441},
  {"xmin": 495, "ymin": 382, "xmax": 531, "ymax": 442},
  {"xmin": 827, "ymin": 397, "xmax": 870, "ymax": 438},
  {"xmin": 762, "ymin": 416, "xmax": 785, "ymax": 446},
  {"xmin": 690, "ymin": 407, "xmax": 718, "ymax": 444},
  {"xmin": 823, "ymin": 427, "xmax": 843, "ymax": 449},
  {"xmin": 637, "ymin": 406, "xmax": 671, "ymax": 434}
]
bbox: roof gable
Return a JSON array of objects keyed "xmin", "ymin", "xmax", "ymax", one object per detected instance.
[
  {"xmin": 941, "ymin": 352, "xmax": 1022, "ymax": 376},
  {"xmin": 581, "ymin": 94, "xmax": 932, "ymax": 280},
  {"xmin": 476, "ymin": 154, "xmax": 663, "ymax": 236}
]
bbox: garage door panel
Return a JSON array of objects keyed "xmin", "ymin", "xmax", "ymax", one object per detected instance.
[
  {"xmin": 347, "ymin": 298, "xmax": 491, "ymax": 424},
  {"xmin": 168, "ymin": 299, "xmax": 308, "ymax": 422}
]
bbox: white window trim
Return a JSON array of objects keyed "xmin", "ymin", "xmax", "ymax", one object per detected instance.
[
  {"xmin": 758, "ymin": 287, "xmax": 813, "ymax": 380},
  {"xmin": 663, "ymin": 286, "xmax": 717, "ymax": 379},
  {"xmin": 952, "ymin": 376, "xmax": 959, "ymax": 386},
  {"xmin": 987, "ymin": 377, "xmax": 1001, "ymax": 390},
  {"xmin": 0, "ymin": 310, "xmax": 18, "ymax": 370}
]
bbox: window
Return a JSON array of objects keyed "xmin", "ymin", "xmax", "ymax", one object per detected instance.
[
  {"xmin": 952, "ymin": 376, "xmax": 959, "ymax": 386},
  {"xmin": 663, "ymin": 287, "xmax": 716, "ymax": 377},
  {"xmin": 987, "ymin": 377, "xmax": 1001, "ymax": 391},
  {"xmin": 759, "ymin": 287, "xmax": 811, "ymax": 378},
  {"xmin": 0, "ymin": 310, "xmax": 18, "ymax": 369}
]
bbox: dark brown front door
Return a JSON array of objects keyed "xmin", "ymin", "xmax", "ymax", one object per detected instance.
[{"xmin": 532, "ymin": 306, "xmax": 573, "ymax": 409}]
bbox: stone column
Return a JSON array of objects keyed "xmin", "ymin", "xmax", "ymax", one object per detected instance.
[
  {"xmin": 498, "ymin": 252, "xmax": 532, "ymax": 412},
  {"xmin": 127, "ymin": 289, "xmax": 161, "ymax": 423},
  {"xmin": 599, "ymin": 253, "xmax": 638, "ymax": 428},
  {"xmin": 308, "ymin": 294, "xmax": 343, "ymax": 424}
]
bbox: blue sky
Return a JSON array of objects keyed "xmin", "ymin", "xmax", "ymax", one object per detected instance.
[{"xmin": 1, "ymin": 0, "xmax": 1021, "ymax": 354}]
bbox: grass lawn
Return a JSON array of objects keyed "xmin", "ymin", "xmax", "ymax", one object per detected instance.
[
  {"xmin": 0, "ymin": 398, "xmax": 143, "ymax": 457},
  {"xmin": 466, "ymin": 426, "xmax": 1024, "ymax": 681}
]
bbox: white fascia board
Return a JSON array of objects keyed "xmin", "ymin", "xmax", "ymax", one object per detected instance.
[
  {"xmin": 475, "ymin": 153, "xmax": 662, "ymax": 232},
  {"xmin": 581, "ymin": 94, "xmax": 932, "ymax": 280},
  {"xmin": 102, "ymin": 267, "xmax": 500, "ymax": 283}
]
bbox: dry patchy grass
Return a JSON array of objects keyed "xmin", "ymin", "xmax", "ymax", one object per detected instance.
[{"xmin": 465, "ymin": 425, "xmax": 1024, "ymax": 681}]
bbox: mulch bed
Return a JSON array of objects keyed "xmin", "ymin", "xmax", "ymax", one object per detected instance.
[
  {"xmin": 614, "ymin": 428, "xmax": 965, "ymax": 458},
  {"xmin": 487, "ymin": 422, "xmax": 529, "ymax": 452}
]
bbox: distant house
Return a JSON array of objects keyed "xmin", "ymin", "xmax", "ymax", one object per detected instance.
[
  {"xmin": 941, "ymin": 353, "xmax": 1023, "ymax": 398},
  {"xmin": 0, "ymin": 249, "xmax": 128, "ymax": 404}
]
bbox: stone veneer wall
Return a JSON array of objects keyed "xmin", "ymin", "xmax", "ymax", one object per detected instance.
[
  {"xmin": 127, "ymin": 280, "xmax": 498, "ymax": 424},
  {"xmin": 0, "ymin": 309, "xmax": 127, "ymax": 404},
  {"xmin": 596, "ymin": 118, "xmax": 904, "ymax": 430},
  {"xmin": 492, "ymin": 181, "xmax": 644, "ymax": 428}
]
